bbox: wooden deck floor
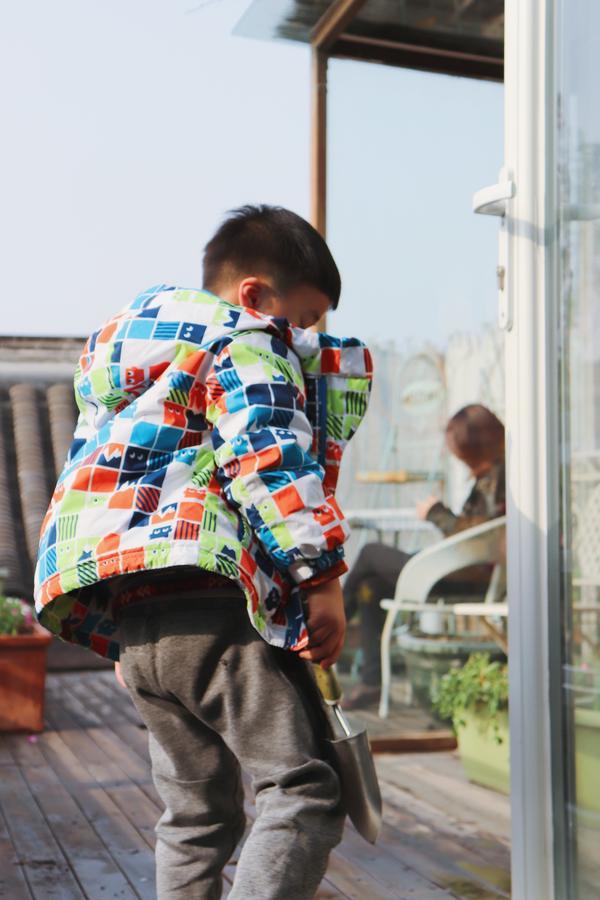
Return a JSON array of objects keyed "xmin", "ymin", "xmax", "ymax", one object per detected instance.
[{"xmin": 0, "ymin": 672, "xmax": 511, "ymax": 899}]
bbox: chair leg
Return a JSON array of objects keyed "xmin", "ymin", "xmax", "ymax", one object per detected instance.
[
  {"xmin": 350, "ymin": 647, "xmax": 363, "ymax": 681},
  {"xmin": 378, "ymin": 605, "xmax": 398, "ymax": 719}
]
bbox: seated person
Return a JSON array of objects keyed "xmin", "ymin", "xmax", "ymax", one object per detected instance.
[{"xmin": 343, "ymin": 403, "xmax": 506, "ymax": 709}]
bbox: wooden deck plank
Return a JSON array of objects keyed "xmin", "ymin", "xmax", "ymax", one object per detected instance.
[
  {"xmin": 0, "ymin": 764, "xmax": 86, "ymax": 899},
  {"xmin": 45, "ymin": 681, "xmax": 156, "ymax": 793},
  {"xmin": 69, "ymin": 676, "xmax": 139, "ymax": 730},
  {"xmin": 78, "ymin": 671, "xmax": 508, "ymax": 899},
  {"xmin": 75, "ymin": 675, "xmax": 157, "ymax": 773},
  {"xmin": 86, "ymin": 672, "xmax": 144, "ymax": 725},
  {"xmin": 0, "ymin": 734, "xmax": 16, "ymax": 767},
  {"xmin": 32, "ymin": 726, "xmax": 156, "ymax": 894},
  {"xmin": 84, "ymin": 673, "xmax": 509, "ymax": 896},
  {"xmin": 74, "ymin": 675, "xmax": 350, "ymax": 897},
  {"xmin": 0, "ymin": 801, "xmax": 33, "ymax": 900},
  {"xmin": 379, "ymin": 812, "xmax": 509, "ymax": 898},
  {"xmin": 1, "ymin": 672, "xmax": 513, "ymax": 899},
  {"xmin": 66, "ymin": 671, "xmax": 132, "ymax": 715},
  {"xmin": 381, "ymin": 780, "xmax": 510, "ymax": 873},
  {"xmin": 375, "ymin": 771, "xmax": 510, "ymax": 875},
  {"xmin": 3, "ymin": 733, "xmax": 48, "ymax": 769},
  {"xmin": 43, "ymin": 696, "xmax": 160, "ymax": 853},
  {"xmin": 376, "ymin": 755, "xmax": 511, "ymax": 841},
  {"xmin": 51, "ymin": 692, "xmax": 163, "ymax": 812},
  {"xmin": 50, "ymin": 683, "xmax": 156, "ymax": 790},
  {"xmin": 322, "ymin": 850, "xmax": 401, "ymax": 899},
  {"xmin": 20, "ymin": 765, "xmax": 139, "ymax": 900},
  {"xmin": 66, "ymin": 680, "xmax": 153, "ymax": 778},
  {"xmin": 69, "ymin": 674, "xmax": 153, "ymax": 768},
  {"xmin": 43, "ymin": 683, "xmax": 236, "ymax": 893},
  {"xmin": 332, "ymin": 821, "xmax": 455, "ymax": 898}
]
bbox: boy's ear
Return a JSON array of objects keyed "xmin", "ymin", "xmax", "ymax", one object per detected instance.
[{"xmin": 237, "ymin": 277, "xmax": 264, "ymax": 310}]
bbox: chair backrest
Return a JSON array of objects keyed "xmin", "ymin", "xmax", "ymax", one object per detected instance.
[{"xmin": 393, "ymin": 515, "xmax": 507, "ymax": 605}]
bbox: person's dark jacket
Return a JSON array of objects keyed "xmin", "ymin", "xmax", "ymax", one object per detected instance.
[
  {"xmin": 425, "ymin": 459, "xmax": 505, "ymax": 589},
  {"xmin": 426, "ymin": 460, "xmax": 505, "ymax": 537}
]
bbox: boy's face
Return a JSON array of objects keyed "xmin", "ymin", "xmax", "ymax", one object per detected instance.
[{"xmin": 221, "ymin": 277, "xmax": 331, "ymax": 330}]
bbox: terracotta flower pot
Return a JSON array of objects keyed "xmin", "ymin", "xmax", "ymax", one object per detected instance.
[{"xmin": 0, "ymin": 623, "xmax": 52, "ymax": 732}]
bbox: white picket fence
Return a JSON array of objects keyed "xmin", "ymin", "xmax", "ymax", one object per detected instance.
[{"xmin": 338, "ymin": 326, "xmax": 505, "ymax": 569}]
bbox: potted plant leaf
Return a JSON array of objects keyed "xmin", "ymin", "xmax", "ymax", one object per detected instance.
[
  {"xmin": 432, "ymin": 652, "xmax": 510, "ymax": 794},
  {"xmin": 0, "ymin": 595, "xmax": 52, "ymax": 732}
]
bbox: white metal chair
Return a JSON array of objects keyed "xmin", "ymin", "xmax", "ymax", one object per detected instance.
[{"xmin": 378, "ymin": 516, "xmax": 507, "ymax": 718}]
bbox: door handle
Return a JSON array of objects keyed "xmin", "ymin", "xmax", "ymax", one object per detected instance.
[
  {"xmin": 473, "ymin": 178, "xmax": 515, "ymax": 216},
  {"xmin": 473, "ymin": 167, "xmax": 514, "ymax": 331}
]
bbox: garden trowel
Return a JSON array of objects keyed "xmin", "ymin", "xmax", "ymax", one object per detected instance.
[{"xmin": 312, "ymin": 663, "xmax": 383, "ymax": 844}]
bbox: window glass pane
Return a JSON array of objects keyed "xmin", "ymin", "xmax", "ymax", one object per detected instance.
[
  {"xmin": 327, "ymin": 59, "xmax": 504, "ymax": 518},
  {"xmin": 556, "ymin": 1, "xmax": 600, "ymax": 895},
  {"xmin": 327, "ymin": 61, "xmax": 510, "ymax": 833}
]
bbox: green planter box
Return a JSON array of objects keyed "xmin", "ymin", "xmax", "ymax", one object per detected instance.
[
  {"xmin": 573, "ymin": 708, "xmax": 600, "ymax": 821},
  {"xmin": 455, "ymin": 706, "xmax": 600, "ymax": 819},
  {"xmin": 454, "ymin": 708, "xmax": 510, "ymax": 795}
]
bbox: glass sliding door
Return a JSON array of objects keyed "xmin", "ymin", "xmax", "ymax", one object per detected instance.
[
  {"xmin": 488, "ymin": 0, "xmax": 600, "ymax": 895},
  {"xmin": 502, "ymin": 1, "xmax": 560, "ymax": 897},
  {"xmin": 555, "ymin": 1, "xmax": 600, "ymax": 896}
]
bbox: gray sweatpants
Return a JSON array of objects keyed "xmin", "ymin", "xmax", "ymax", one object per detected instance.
[{"xmin": 119, "ymin": 591, "xmax": 345, "ymax": 900}]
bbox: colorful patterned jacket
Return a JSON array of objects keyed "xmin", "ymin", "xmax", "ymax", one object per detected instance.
[{"xmin": 34, "ymin": 286, "xmax": 373, "ymax": 660}]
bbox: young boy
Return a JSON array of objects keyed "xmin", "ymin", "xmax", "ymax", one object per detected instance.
[{"xmin": 35, "ymin": 205, "xmax": 372, "ymax": 899}]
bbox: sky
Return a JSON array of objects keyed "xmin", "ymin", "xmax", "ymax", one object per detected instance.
[{"xmin": 0, "ymin": 0, "xmax": 503, "ymax": 348}]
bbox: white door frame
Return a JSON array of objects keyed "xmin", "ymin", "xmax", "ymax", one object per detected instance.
[{"xmin": 503, "ymin": 0, "xmax": 568, "ymax": 897}]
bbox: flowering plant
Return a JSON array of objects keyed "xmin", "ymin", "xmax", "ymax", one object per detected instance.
[{"xmin": 0, "ymin": 596, "xmax": 35, "ymax": 636}]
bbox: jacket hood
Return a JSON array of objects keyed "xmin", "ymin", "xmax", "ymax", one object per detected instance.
[{"xmin": 75, "ymin": 287, "xmax": 371, "ymax": 410}]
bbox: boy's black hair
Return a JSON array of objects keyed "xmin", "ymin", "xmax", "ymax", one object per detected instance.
[{"xmin": 202, "ymin": 204, "xmax": 341, "ymax": 309}]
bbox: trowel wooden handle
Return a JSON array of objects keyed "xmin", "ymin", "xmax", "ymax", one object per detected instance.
[{"xmin": 312, "ymin": 663, "xmax": 343, "ymax": 704}]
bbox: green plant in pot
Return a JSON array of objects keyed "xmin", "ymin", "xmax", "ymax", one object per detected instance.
[
  {"xmin": 434, "ymin": 653, "xmax": 600, "ymax": 822},
  {"xmin": 0, "ymin": 595, "xmax": 52, "ymax": 732},
  {"xmin": 397, "ymin": 627, "xmax": 506, "ymax": 720},
  {"xmin": 432, "ymin": 652, "xmax": 510, "ymax": 794}
]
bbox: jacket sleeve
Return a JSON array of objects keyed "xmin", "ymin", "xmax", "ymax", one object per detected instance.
[
  {"xmin": 425, "ymin": 502, "xmax": 488, "ymax": 537},
  {"xmin": 426, "ymin": 463, "xmax": 506, "ymax": 537},
  {"xmin": 205, "ymin": 330, "xmax": 349, "ymax": 584}
]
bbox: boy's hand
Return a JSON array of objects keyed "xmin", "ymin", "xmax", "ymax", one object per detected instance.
[
  {"xmin": 297, "ymin": 578, "xmax": 346, "ymax": 670},
  {"xmin": 115, "ymin": 660, "xmax": 127, "ymax": 689}
]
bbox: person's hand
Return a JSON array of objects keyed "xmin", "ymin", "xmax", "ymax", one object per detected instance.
[
  {"xmin": 297, "ymin": 577, "xmax": 346, "ymax": 670},
  {"xmin": 115, "ymin": 660, "xmax": 127, "ymax": 689},
  {"xmin": 416, "ymin": 494, "xmax": 440, "ymax": 520}
]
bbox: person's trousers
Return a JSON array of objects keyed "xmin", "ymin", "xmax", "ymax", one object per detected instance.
[
  {"xmin": 118, "ymin": 592, "xmax": 345, "ymax": 900},
  {"xmin": 343, "ymin": 544, "xmax": 413, "ymax": 686}
]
